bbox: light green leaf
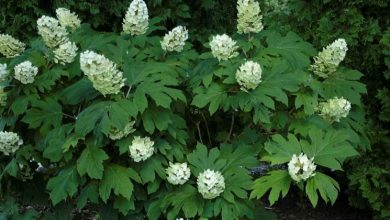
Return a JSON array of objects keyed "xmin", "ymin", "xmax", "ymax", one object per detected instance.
[
  {"xmin": 250, "ymin": 170, "xmax": 291, "ymax": 205},
  {"xmin": 77, "ymin": 144, "xmax": 109, "ymax": 179},
  {"xmin": 47, "ymin": 166, "xmax": 80, "ymax": 205},
  {"xmin": 99, "ymin": 164, "xmax": 134, "ymax": 202}
]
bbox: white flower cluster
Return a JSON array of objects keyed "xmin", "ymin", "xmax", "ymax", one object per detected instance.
[
  {"xmin": 0, "ymin": 63, "xmax": 9, "ymax": 81},
  {"xmin": 14, "ymin": 61, "xmax": 38, "ymax": 84},
  {"xmin": 123, "ymin": 0, "xmax": 149, "ymax": 35},
  {"xmin": 197, "ymin": 169, "xmax": 225, "ymax": 199},
  {"xmin": 210, "ymin": 34, "xmax": 239, "ymax": 61},
  {"xmin": 237, "ymin": 0, "xmax": 264, "ymax": 34},
  {"xmin": 37, "ymin": 16, "xmax": 68, "ymax": 48},
  {"xmin": 0, "ymin": 131, "xmax": 23, "ymax": 156},
  {"xmin": 129, "ymin": 136, "xmax": 154, "ymax": 162},
  {"xmin": 0, "ymin": 87, "xmax": 6, "ymax": 106},
  {"xmin": 317, "ymin": 96, "xmax": 351, "ymax": 122},
  {"xmin": 108, "ymin": 121, "xmax": 136, "ymax": 140},
  {"xmin": 235, "ymin": 60, "xmax": 262, "ymax": 90},
  {"xmin": 56, "ymin": 8, "xmax": 81, "ymax": 32},
  {"xmin": 310, "ymin": 38, "xmax": 348, "ymax": 78},
  {"xmin": 288, "ymin": 153, "xmax": 316, "ymax": 182},
  {"xmin": 0, "ymin": 34, "xmax": 26, "ymax": 58},
  {"xmin": 53, "ymin": 41, "xmax": 78, "ymax": 65},
  {"xmin": 80, "ymin": 50, "xmax": 125, "ymax": 96},
  {"xmin": 166, "ymin": 162, "xmax": 191, "ymax": 185},
  {"xmin": 161, "ymin": 26, "xmax": 188, "ymax": 52}
]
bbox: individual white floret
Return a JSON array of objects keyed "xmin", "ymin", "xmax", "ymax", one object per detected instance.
[
  {"xmin": 197, "ymin": 169, "xmax": 225, "ymax": 199},
  {"xmin": 166, "ymin": 162, "xmax": 191, "ymax": 185},
  {"xmin": 122, "ymin": 0, "xmax": 149, "ymax": 35},
  {"xmin": 288, "ymin": 153, "xmax": 316, "ymax": 182},
  {"xmin": 0, "ymin": 34, "xmax": 26, "ymax": 58},
  {"xmin": 235, "ymin": 60, "xmax": 262, "ymax": 90},
  {"xmin": 129, "ymin": 136, "xmax": 154, "ymax": 162},
  {"xmin": 14, "ymin": 61, "xmax": 38, "ymax": 84},
  {"xmin": 0, "ymin": 131, "xmax": 23, "ymax": 156},
  {"xmin": 80, "ymin": 50, "xmax": 125, "ymax": 96},
  {"xmin": 209, "ymin": 34, "xmax": 239, "ymax": 61},
  {"xmin": 237, "ymin": 0, "xmax": 264, "ymax": 34},
  {"xmin": 161, "ymin": 26, "xmax": 188, "ymax": 52}
]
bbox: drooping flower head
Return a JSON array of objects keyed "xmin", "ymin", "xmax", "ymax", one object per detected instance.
[
  {"xmin": 0, "ymin": 34, "xmax": 26, "ymax": 58},
  {"xmin": 197, "ymin": 169, "xmax": 225, "ymax": 199},
  {"xmin": 310, "ymin": 38, "xmax": 348, "ymax": 78},
  {"xmin": 0, "ymin": 131, "xmax": 23, "ymax": 156},
  {"xmin": 209, "ymin": 34, "xmax": 239, "ymax": 61},
  {"xmin": 288, "ymin": 153, "xmax": 316, "ymax": 182},
  {"xmin": 56, "ymin": 8, "xmax": 81, "ymax": 32},
  {"xmin": 53, "ymin": 41, "xmax": 78, "ymax": 65},
  {"xmin": 37, "ymin": 16, "xmax": 68, "ymax": 48},
  {"xmin": 161, "ymin": 26, "xmax": 188, "ymax": 52},
  {"xmin": 123, "ymin": 0, "xmax": 149, "ymax": 35},
  {"xmin": 235, "ymin": 60, "xmax": 262, "ymax": 90},
  {"xmin": 317, "ymin": 96, "xmax": 351, "ymax": 122},
  {"xmin": 80, "ymin": 50, "xmax": 125, "ymax": 96},
  {"xmin": 0, "ymin": 63, "xmax": 9, "ymax": 81},
  {"xmin": 108, "ymin": 121, "xmax": 136, "ymax": 140},
  {"xmin": 14, "ymin": 61, "xmax": 38, "ymax": 84},
  {"xmin": 237, "ymin": 0, "xmax": 264, "ymax": 34},
  {"xmin": 166, "ymin": 162, "xmax": 191, "ymax": 185},
  {"xmin": 129, "ymin": 136, "xmax": 154, "ymax": 162}
]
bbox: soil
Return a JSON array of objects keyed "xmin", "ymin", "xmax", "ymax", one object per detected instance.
[{"xmin": 269, "ymin": 190, "xmax": 373, "ymax": 220}]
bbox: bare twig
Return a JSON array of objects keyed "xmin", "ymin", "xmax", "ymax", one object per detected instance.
[
  {"xmin": 226, "ymin": 112, "xmax": 235, "ymax": 142},
  {"xmin": 200, "ymin": 113, "xmax": 212, "ymax": 146},
  {"xmin": 195, "ymin": 122, "xmax": 203, "ymax": 144},
  {"xmin": 125, "ymin": 85, "xmax": 132, "ymax": 98}
]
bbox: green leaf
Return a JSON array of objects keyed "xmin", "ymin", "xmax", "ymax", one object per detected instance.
[
  {"xmin": 192, "ymin": 83, "xmax": 227, "ymax": 115},
  {"xmin": 47, "ymin": 166, "xmax": 80, "ymax": 205},
  {"xmin": 124, "ymin": 61, "xmax": 186, "ymax": 112},
  {"xmin": 263, "ymin": 134, "xmax": 301, "ymax": 164},
  {"xmin": 113, "ymin": 196, "xmax": 135, "ymax": 215},
  {"xmin": 305, "ymin": 172, "xmax": 340, "ymax": 206},
  {"xmin": 303, "ymin": 128, "xmax": 359, "ymax": 170},
  {"xmin": 77, "ymin": 144, "xmax": 109, "ymax": 179},
  {"xmin": 22, "ymin": 98, "xmax": 63, "ymax": 134},
  {"xmin": 162, "ymin": 185, "xmax": 204, "ymax": 219},
  {"xmin": 187, "ymin": 143, "xmax": 226, "ymax": 175},
  {"xmin": 77, "ymin": 182, "xmax": 99, "ymax": 209},
  {"xmin": 259, "ymin": 31, "xmax": 316, "ymax": 70},
  {"xmin": 140, "ymin": 156, "xmax": 166, "ymax": 183},
  {"xmin": 295, "ymin": 91, "xmax": 318, "ymax": 115},
  {"xmin": 34, "ymin": 68, "xmax": 68, "ymax": 92},
  {"xmin": 312, "ymin": 68, "xmax": 366, "ymax": 105},
  {"xmin": 99, "ymin": 164, "xmax": 135, "ymax": 202},
  {"xmin": 250, "ymin": 170, "xmax": 292, "ymax": 205},
  {"xmin": 60, "ymin": 78, "xmax": 98, "ymax": 105},
  {"xmin": 142, "ymin": 108, "xmax": 172, "ymax": 134},
  {"xmin": 43, "ymin": 125, "xmax": 73, "ymax": 162}
]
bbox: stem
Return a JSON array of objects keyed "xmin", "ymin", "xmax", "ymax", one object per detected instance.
[
  {"xmin": 201, "ymin": 113, "xmax": 212, "ymax": 146},
  {"xmin": 125, "ymin": 85, "xmax": 132, "ymax": 98},
  {"xmin": 195, "ymin": 122, "xmax": 203, "ymax": 144},
  {"xmin": 226, "ymin": 112, "xmax": 235, "ymax": 142},
  {"xmin": 63, "ymin": 113, "xmax": 76, "ymax": 119}
]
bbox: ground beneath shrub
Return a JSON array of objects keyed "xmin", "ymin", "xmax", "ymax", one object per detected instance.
[{"xmin": 269, "ymin": 191, "xmax": 372, "ymax": 220}]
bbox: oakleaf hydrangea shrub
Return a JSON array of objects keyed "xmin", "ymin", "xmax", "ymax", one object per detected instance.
[{"xmin": 0, "ymin": 0, "xmax": 368, "ymax": 219}]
